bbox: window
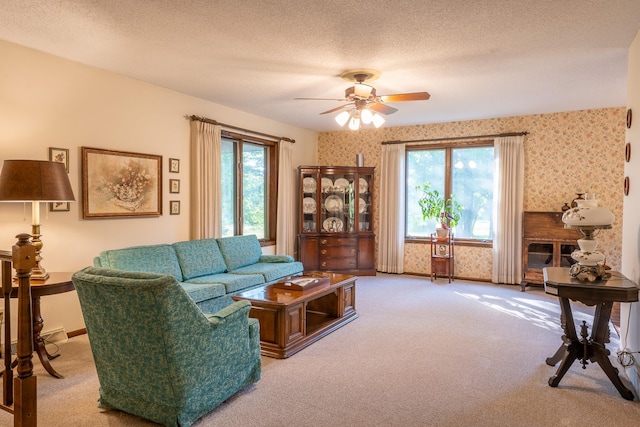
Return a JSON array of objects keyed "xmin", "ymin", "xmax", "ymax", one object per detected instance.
[
  {"xmin": 221, "ymin": 132, "xmax": 277, "ymax": 241},
  {"xmin": 406, "ymin": 142, "xmax": 494, "ymax": 241}
]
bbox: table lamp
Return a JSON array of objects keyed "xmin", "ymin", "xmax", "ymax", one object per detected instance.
[
  {"xmin": 561, "ymin": 196, "xmax": 614, "ymax": 281},
  {"xmin": 0, "ymin": 160, "xmax": 75, "ymax": 280}
]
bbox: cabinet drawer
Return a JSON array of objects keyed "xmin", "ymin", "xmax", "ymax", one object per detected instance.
[
  {"xmin": 320, "ymin": 246, "xmax": 357, "ymax": 257},
  {"xmin": 320, "ymin": 257, "xmax": 357, "ymax": 270},
  {"xmin": 319, "ymin": 237, "xmax": 357, "ymax": 246}
]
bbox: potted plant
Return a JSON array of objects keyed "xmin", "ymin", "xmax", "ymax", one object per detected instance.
[{"xmin": 416, "ymin": 182, "xmax": 463, "ymax": 237}]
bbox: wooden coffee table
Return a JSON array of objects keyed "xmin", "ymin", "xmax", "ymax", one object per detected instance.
[{"xmin": 232, "ymin": 272, "xmax": 357, "ymax": 358}]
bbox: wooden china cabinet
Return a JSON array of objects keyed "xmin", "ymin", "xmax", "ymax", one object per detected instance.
[{"xmin": 297, "ymin": 165, "xmax": 376, "ymax": 275}]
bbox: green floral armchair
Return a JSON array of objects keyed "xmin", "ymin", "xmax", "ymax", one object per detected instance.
[{"xmin": 72, "ymin": 267, "xmax": 261, "ymax": 427}]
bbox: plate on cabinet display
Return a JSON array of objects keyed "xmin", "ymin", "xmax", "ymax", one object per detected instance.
[
  {"xmin": 321, "ymin": 177, "xmax": 333, "ymax": 192},
  {"xmin": 627, "ymin": 109, "xmax": 633, "ymax": 129},
  {"xmin": 626, "ymin": 142, "xmax": 631, "ymax": 162},
  {"xmin": 303, "ymin": 197, "xmax": 316, "ymax": 214},
  {"xmin": 323, "ymin": 217, "xmax": 344, "ymax": 232},
  {"xmin": 302, "ymin": 177, "xmax": 316, "ymax": 193},
  {"xmin": 359, "ymin": 178, "xmax": 368, "ymax": 193},
  {"xmin": 334, "ymin": 178, "xmax": 350, "ymax": 191},
  {"xmin": 325, "ymin": 195, "xmax": 343, "ymax": 213},
  {"xmin": 359, "ymin": 197, "xmax": 367, "ymax": 213}
]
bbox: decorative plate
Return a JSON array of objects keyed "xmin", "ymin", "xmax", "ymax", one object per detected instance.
[
  {"xmin": 359, "ymin": 178, "xmax": 368, "ymax": 193},
  {"xmin": 325, "ymin": 195, "xmax": 343, "ymax": 213},
  {"xmin": 321, "ymin": 177, "xmax": 333, "ymax": 192},
  {"xmin": 302, "ymin": 177, "xmax": 316, "ymax": 193},
  {"xmin": 358, "ymin": 197, "xmax": 367, "ymax": 213},
  {"xmin": 334, "ymin": 178, "xmax": 350, "ymax": 191},
  {"xmin": 323, "ymin": 217, "xmax": 344, "ymax": 232},
  {"xmin": 303, "ymin": 197, "xmax": 316, "ymax": 214}
]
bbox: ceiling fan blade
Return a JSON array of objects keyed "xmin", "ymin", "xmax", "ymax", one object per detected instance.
[
  {"xmin": 320, "ymin": 104, "xmax": 353, "ymax": 115},
  {"xmin": 294, "ymin": 97, "xmax": 348, "ymax": 101},
  {"xmin": 369, "ymin": 103, "xmax": 398, "ymax": 115},
  {"xmin": 379, "ymin": 92, "xmax": 431, "ymax": 102}
]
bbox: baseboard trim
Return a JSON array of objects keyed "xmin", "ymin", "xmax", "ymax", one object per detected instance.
[{"xmin": 67, "ymin": 328, "xmax": 87, "ymax": 338}]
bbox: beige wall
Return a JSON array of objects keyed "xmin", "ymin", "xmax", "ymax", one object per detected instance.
[
  {"xmin": 319, "ymin": 108, "xmax": 626, "ymax": 279},
  {"xmin": 0, "ymin": 40, "xmax": 318, "ymax": 335},
  {"xmin": 621, "ymin": 28, "xmax": 640, "ymax": 394}
]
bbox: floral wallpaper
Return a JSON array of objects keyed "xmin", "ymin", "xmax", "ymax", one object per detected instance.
[{"xmin": 318, "ymin": 107, "xmax": 626, "ymax": 280}]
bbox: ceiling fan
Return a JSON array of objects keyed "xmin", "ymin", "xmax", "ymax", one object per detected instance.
[{"xmin": 295, "ymin": 69, "xmax": 430, "ymax": 129}]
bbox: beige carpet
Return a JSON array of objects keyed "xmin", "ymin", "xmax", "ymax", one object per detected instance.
[{"xmin": 2, "ymin": 274, "xmax": 639, "ymax": 426}]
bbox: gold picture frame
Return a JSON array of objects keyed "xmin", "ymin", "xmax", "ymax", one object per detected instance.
[{"xmin": 81, "ymin": 147, "xmax": 162, "ymax": 218}]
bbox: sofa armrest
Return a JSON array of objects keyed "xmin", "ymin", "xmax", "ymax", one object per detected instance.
[
  {"xmin": 259, "ymin": 254, "xmax": 294, "ymax": 263},
  {"xmin": 204, "ymin": 299, "xmax": 251, "ymax": 327}
]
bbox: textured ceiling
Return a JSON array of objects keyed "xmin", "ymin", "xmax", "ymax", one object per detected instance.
[{"xmin": 1, "ymin": 0, "xmax": 640, "ymax": 132}]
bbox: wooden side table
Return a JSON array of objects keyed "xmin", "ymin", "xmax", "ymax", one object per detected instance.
[
  {"xmin": 10, "ymin": 272, "xmax": 75, "ymax": 379},
  {"xmin": 543, "ymin": 267, "xmax": 639, "ymax": 400},
  {"xmin": 430, "ymin": 233, "xmax": 454, "ymax": 282}
]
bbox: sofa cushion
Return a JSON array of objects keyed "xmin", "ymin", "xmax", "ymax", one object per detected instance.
[
  {"xmin": 185, "ymin": 273, "xmax": 265, "ymax": 294},
  {"xmin": 96, "ymin": 244, "xmax": 183, "ymax": 281},
  {"xmin": 173, "ymin": 239, "xmax": 228, "ymax": 280},
  {"xmin": 259, "ymin": 254, "xmax": 295, "ymax": 263},
  {"xmin": 178, "ymin": 282, "xmax": 227, "ymax": 303},
  {"xmin": 229, "ymin": 261, "xmax": 304, "ymax": 283},
  {"xmin": 216, "ymin": 235, "xmax": 262, "ymax": 271}
]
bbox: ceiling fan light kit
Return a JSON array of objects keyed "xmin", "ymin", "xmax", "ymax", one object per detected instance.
[{"xmin": 296, "ymin": 69, "xmax": 430, "ymax": 131}]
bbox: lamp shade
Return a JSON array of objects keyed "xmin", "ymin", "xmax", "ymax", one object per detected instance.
[
  {"xmin": 0, "ymin": 160, "xmax": 75, "ymax": 202},
  {"xmin": 562, "ymin": 199, "xmax": 614, "ymax": 228}
]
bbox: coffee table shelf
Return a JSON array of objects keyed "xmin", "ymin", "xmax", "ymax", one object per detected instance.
[{"xmin": 233, "ymin": 272, "xmax": 357, "ymax": 358}]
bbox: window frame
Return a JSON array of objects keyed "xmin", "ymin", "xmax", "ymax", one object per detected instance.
[
  {"xmin": 221, "ymin": 130, "xmax": 278, "ymax": 245},
  {"xmin": 405, "ymin": 140, "xmax": 494, "ymax": 247}
]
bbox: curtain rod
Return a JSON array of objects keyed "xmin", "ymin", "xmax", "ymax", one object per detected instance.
[
  {"xmin": 188, "ymin": 115, "xmax": 296, "ymax": 143},
  {"xmin": 381, "ymin": 131, "xmax": 529, "ymax": 145}
]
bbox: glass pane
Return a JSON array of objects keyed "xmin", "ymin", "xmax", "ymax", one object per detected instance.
[
  {"xmin": 527, "ymin": 243, "xmax": 554, "ymax": 269},
  {"xmin": 406, "ymin": 150, "xmax": 445, "ymax": 237},
  {"xmin": 320, "ymin": 172, "xmax": 354, "ymax": 232},
  {"xmin": 221, "ymin": 139, "xmax": 236, "ymax": 237},
  {"xmin": 357, "ymin": 174, "xmax": 372, "ymax": 232},
  {"xmin": 451, "ymin": 146, "xmax": 494, "ymax": 239},
  {"xmin": 302, "ymin": 172, "xmax": 318, "ymax": 232},
  {"xmin": 242, "ymin": 143, "xmax": 266, "ymax": 238}
]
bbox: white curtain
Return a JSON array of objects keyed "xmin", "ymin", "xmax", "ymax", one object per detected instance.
[
  {"xmin": 276, "ymin": 140, "xmax": 295, "ymax": 255},
  {"xmin": 377, "ymin": 144, "xmax": 406, "ymax": 273},
  {"xmin": 492, "ymin": 135, "xmax": 525, "ymax": 284},
  {"xmin": 190, "ymin": 120, "xmax": 222, "ymax": 239}
]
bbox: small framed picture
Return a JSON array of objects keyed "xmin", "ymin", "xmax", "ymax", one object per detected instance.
[
  {"xmin": 169, "ymin": 179, "xmax": 180, "ymax": 194},
  {"xmin": 169, "ymin": 158, "xmax": 180, "ymax": 173},
  {"xmin": 50, "ymin": 201, "xmax": 70, "ymax": 212},
  {"xmin": 170, "ymin": 200, "xmax": 180, "ymax": 215},
  {"xmin": 49, "ymin": 147, "xmax": 70, "ymax": 172}
]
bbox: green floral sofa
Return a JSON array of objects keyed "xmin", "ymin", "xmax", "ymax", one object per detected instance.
[{"xmin": 94, "ymin": 235, "xmax": 303, "ymax": 312}]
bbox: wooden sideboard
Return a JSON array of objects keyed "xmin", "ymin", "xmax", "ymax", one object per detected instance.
[{"xmin": 521, "ymin": 211, "xmax": 580, "ymax": 290}]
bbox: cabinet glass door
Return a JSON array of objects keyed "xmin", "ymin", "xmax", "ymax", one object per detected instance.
[
  {"xmin": 357, "ymin": 173, "xmax": 372, "ymax": 232},
  {"xmin": 560, "ymin": 243, "xmax": 578, "ymax": 267},
  {"xmin": 526, "ymin": 242, "xmax": 553, "ymax": 269},
  {"xmin": 321, "ymin": 172, "xmax": 355, "ymax": 233},
  {"xmin": 301, "ymin": 172, "xmax": 318, "ymax": 233}
]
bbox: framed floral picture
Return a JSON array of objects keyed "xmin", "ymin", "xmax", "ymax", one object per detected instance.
[
  {"xmin": 170, "ymin": 200, "xmax": 180, "ymax": 215},
  {"xmin": 50, "ymin": 201, "xmax": 70, "ymax": 212},
  {"xmin": 169, "ymin": 179, "xmax": 180, "ymax": 194},
  {"xmin": 81, "ymin": 147, "xmax": 162, "ymax": 218},
  {"xmin": 169, "ymin": 158, "xmax": 180, "ymax": 173},
  {"xmin": 49, "ymin": 147, "xmax": 70, "ymax": 172}
]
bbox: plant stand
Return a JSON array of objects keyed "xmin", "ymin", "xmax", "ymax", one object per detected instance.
[{"xmin": 430, "ymin": 233, "xmax": 454, "ymax": 282}]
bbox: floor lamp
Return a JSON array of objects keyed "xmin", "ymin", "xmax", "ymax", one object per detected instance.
[{"xmin": 0, "ymin": 160, "xmax": 75, "ymax": 280}]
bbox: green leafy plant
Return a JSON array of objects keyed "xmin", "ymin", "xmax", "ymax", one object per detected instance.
[{"xmin": 416, "ymin": 182, "xmax": 463, "ymax": 229}]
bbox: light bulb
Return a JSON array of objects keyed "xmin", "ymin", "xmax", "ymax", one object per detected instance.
[
  {"xmin": 335, "ymin": 111, "xmax": 350, "ymax": 126},
  {"xmin": 371, "ymin": 113, "xmax": 385, "ymax": 128},
  {"xmin": 348, "ymin": 116, "xmax": 361, "ymax": 130},
  {"xmin": 361, "ymin": 109, "xmax": 373, "ymax": 124}
]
